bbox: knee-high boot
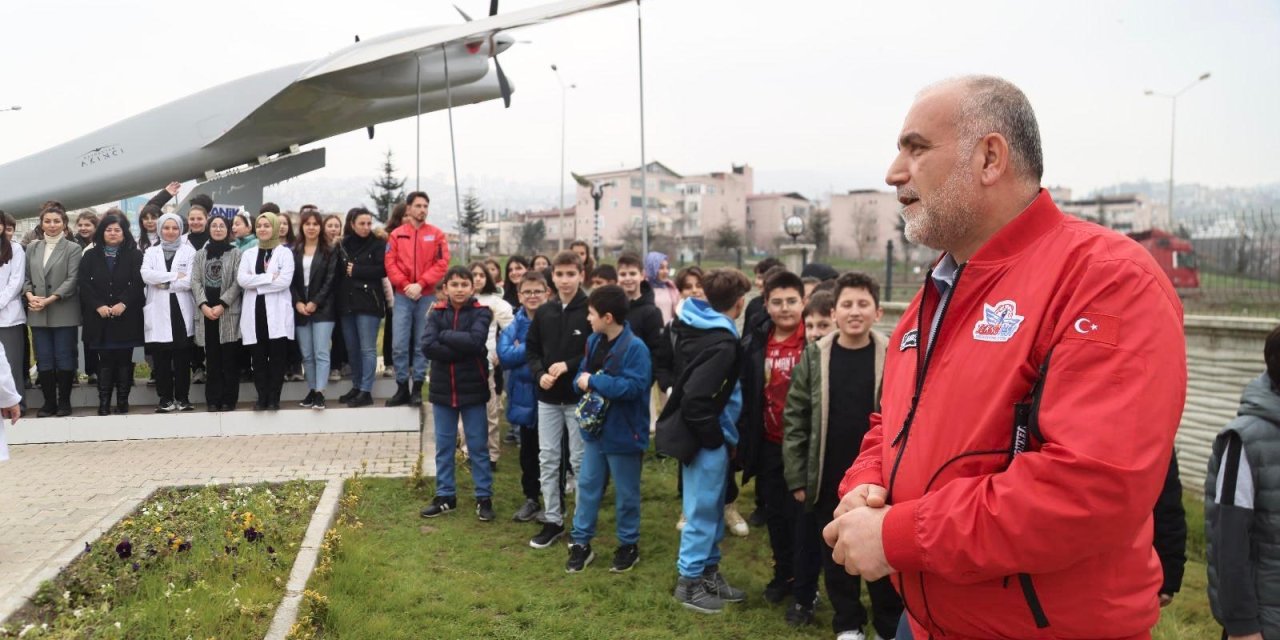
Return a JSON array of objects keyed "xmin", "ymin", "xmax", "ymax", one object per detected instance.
[
  {"xmin": 115, "ymin": 361, "xmax": 133, "ymax": 414},
  {"xmin": 37, "ymin": 370, "xmax": 56, "ymax": 418},
  {"xmin": 96, "ymin": 365, "xmax": 114, "ymax": 416},
  {"xmin": 55, "ymin": 370, "xmax": 75, "ymax": 417}
]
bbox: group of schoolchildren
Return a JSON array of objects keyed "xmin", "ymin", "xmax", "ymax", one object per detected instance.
[{"xmin": 419, "ymin": 246, "xmax": 904, "ymax": 640}]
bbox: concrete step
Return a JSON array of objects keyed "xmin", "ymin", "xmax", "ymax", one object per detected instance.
[
  {"xmin": 28, "ymin": 378, "xmax": 404, "ymax": 410},
  {"xmin": 5, "ymin": 402, "xmax": 422, "ymax": 445}
]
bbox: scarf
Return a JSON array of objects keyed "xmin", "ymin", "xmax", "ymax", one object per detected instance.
[
  {"xmin": 156, "ymin": 213, "xmax": 185, "ymax": 254},
  {"xmin": 644, "ymin": 251, "xmax": 670, "ymax": 288},
  {"xmin": 255, "ymin": 212, "xmax": 281, "ymax": 250},
  {"xmin": 186, "ymin": 231, "xmax": 210, "ymax": 251},
  {"xmin": 102, "ymin": 244, "xmax": 120, "ymax": 258},
  {"xmin": 205, "ymin": 236, "xmax": 233, "ymax": 259}
]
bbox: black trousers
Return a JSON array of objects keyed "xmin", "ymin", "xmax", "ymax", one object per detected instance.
[
  {"xmin": 814, "ymin": 490, "xmax": 904, "ymax": 637},
  {"xmin": 758, "ymin": 440, "xmax": 820, "ymax": 594},
  {"xmin": 519, "ymin": 423, "xmax": 541, "ymax": 501},
  {"xmin": 203, "ymin": 322, "xmax": 240, "ymax": 408},
  {"xmin": 152, "ymin": 344, "xmax": 192, "ymax": 404},
  {"xmin": 251, "ymin": 338, "xmax": 288, "ymax": 403}
]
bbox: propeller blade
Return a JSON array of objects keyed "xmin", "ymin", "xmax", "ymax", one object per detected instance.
[
  {"xmin": 354, "ymin": 35, "xmax": 360, "ymax": 42},
  {"xmin": 454, "ymin": 4, "xmax": 474, "ymax": 21},
  {"xmin": 367, "ymin": 126, "xmax": 375, "ymax": 139},
  {"xmin": 489, "ymin": 0, "xmax": 499, "ymax": 16},
  {"xmin": 493, "ymin": 55, "xmax": 512, "ymax": 108}
]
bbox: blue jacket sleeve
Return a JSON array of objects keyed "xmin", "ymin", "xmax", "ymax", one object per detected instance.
[
  {"xmin": 588, "ymin": 340, "xmax": 652, "ymax": 402},
  {"xmin": 497, "ymin": 320, "xmax": 527, "ymax": 369},
  {"xmin": 719, "ymin": 382, "xmax": 743, "ymax": 448}
]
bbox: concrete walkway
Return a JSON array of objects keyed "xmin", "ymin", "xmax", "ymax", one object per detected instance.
[{"xmin": 0, "ymin": 431, "xmax": 427, "ymax": 622}]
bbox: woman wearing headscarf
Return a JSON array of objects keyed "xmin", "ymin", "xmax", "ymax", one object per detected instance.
[
  {"xmin": 184, "ymin": 204, "xmax": 211, "ymax": 385},
  {"xmin": 78, "ymin": 213, "xmax": 145, "ymax": 415},
  {"xmin": 24, "ymin": 204, "xmax": 81, "ymax": 417},
  {"xmin": 644, "ymin": 251, "xmax": 678, "ymax": 325},
  {"xmin": 238, "ymin": 211, "xmax": 295, "ymax": 411},
  {"xmin": 191, "ymin": 216, "xmax": 243, "ymax": 411},
  {"xmin": 141, "ymin": 212, "xmax": 197, "ymax": 412}
]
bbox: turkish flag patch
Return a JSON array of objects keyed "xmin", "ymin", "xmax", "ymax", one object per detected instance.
[{"xmin": 1066, "ymin": 312, "xmax": 1119, "ymax": 346}]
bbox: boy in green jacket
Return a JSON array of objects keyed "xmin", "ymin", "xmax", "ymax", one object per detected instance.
[{"xmin": 782, "ymin": 272, "xmax": 903, "ymax": 640}]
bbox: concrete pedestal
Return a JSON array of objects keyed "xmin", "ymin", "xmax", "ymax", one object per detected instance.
[{"xmin": 779, "ymin": 243, "xmax": 816, "ymax": 275}]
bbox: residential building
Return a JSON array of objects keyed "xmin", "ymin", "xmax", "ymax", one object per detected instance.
[
  {"xmin": 828, "ymin": 189, "xmax": 901, "ymax": 260},
  {"xmin": 1059, "ymin": 192, "xmax": 1171, "ymax": 233},
  {"xmin": 745, "ymin": 192, "xmax": 812, "ymax": 253},
  {"xmin": 572, "ymin": 161, "xmax": 682, "ymax": 252}
]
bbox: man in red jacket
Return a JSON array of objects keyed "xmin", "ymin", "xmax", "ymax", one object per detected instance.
[
  {"xmin": 822, "ymin": 75, "xmax": 1186, "ymax": 640},
  {"xmin": 384, "ymin": 191, "xmax": 451, "ymax": 406}
]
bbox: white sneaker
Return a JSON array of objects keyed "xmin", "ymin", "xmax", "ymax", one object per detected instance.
[
  {"xmin": 329, "ymin": 369, "xmax": 343, "ymax": 382},
  {"xmin": 724, "ymin": 503, "xmax": 749, "ymax": 537},
  {"xmin": 675, "ymin": 512, "xmax": 686, "ymax": 531},
  {"xmin": 835, "ymin": 631, "xmax": 867, "ymax": 640}
]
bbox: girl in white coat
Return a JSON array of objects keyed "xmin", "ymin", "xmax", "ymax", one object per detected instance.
[
  {"xmin": 238, "ymin": 212, "xmax": 295, "ymax": 411},
  {"xmin": 141, "ymin": 213, "xmax": 197, "ymax": 412},
  {"xmin": 0, "ymin": 218, "xmax": 25, "ymax": 415},
  {"xmin": 469, "ymin": 262, "xmax": 513, "ymax": 467}
]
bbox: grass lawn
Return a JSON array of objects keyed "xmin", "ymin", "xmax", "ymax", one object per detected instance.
[
  {"xmin": 2, "ymin": 480, "xmax": 323, "ymax": 639},
  {"xmin": 293, "ymin": 445, "xmax": 1217, "ymax": 639}
]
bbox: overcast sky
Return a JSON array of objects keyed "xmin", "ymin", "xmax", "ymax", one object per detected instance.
[{"xmin": 1, "ymin": 0, "xmax": 1276, "ymax": 205}]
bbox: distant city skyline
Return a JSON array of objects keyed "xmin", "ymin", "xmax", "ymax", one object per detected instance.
[{"xmin": 2, "ymin": 0, "xmax": 1277, "ymax": 214}]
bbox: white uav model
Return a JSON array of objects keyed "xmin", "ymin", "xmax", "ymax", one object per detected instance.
[{"xmin": 0, "ymin": 0, "xmax": 628, "ymax": 216}]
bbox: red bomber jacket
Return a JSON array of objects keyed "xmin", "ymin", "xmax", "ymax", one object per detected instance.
[{"xmin": 838, "ymin": 189, "xmax": 1187, "ymax": 640}]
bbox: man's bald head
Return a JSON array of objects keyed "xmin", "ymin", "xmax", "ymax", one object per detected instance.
[{"xmin": 921, "ymin": 75, "xmax": 1043, "ymax": 185}]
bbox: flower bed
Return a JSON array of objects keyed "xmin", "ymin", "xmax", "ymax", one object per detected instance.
[{"xmin": 1, "ymin": 480, "xmax": 322, "ymax": 639}]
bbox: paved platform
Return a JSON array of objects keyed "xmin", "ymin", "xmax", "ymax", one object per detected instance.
[{"xmin": 0, "ymin": 430, "xmax": 429, "ymax": 622}]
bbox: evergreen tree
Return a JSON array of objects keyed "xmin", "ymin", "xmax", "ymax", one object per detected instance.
[
  {"xmin": 458, "ymin": 188, "xmax": 485, "ymax": 262},
  {"xmin": 519, "ymin": 221, "xmax": 546, "ymax": 255},
  {"xmin": 368, "ymin": 150, "xmax": 406, "ymax": 222}
]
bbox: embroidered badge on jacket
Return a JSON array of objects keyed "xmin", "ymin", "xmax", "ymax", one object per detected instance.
[{"xmin": 972, "ymin": 300, "xmax": 1025, "ymax": 343}]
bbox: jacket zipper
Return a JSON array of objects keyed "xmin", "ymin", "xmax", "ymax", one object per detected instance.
[
  {"xmin": 887, "ymin": 263, "xmax": 965, "ymax": 501},
  {"xmin": 449, "ymin": 306, "xmax": 459, "ymax": 407}
]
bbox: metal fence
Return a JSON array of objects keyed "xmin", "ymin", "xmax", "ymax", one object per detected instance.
[{"xmin": 1181, "ymin": 209, "xmax": 1280, "ymax": 317}]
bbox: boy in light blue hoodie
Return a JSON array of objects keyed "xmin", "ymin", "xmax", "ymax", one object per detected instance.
[{"xmin": 654, "ymin": 268, "xmax": 753, "ymax": 614}]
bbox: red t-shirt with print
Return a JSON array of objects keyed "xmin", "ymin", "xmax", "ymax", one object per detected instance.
[{"xmin": 763, "ymin": 324, "xmax": 806, "ymax": 444}]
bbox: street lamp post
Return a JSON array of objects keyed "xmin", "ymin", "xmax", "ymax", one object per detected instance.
[
  {"xmin": 551, "ymin": 65, "xmax": 576, "ymax": 251},
  {"xmin": 784, "ymin": 214, "xmax": 807, "ymax": 267},
  {"xmin": 590, "ymin": 180, "xmax": 614, "ymax": 262},
  {"xmin": 1145, "ymin": 72, "xmax": 1211, "ymax": 220}
]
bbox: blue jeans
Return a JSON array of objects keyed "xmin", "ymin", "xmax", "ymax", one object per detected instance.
[
  {"xmin": 342, "ymin": 313, "xmax": 381, "ymax": 392},
  {"xmin": 433, "ymin": 402, "xmax": 492, "ymax": 499},
  {"xmin": 32, "ymin": 326, "xmax": 78, "ymax": 372},
  {"xmin": 572, "ymin": 440, "xmax": 642, "ymax": 546},
  {"xmin": 677, "ymin": 444, "xmax": 728, "ymax": 579},
  {"xmin": 391, "ymin": 293, "xmax": 433, "ymax": 383},
  {"xmin": 297, "ymin": 321, "xmax": 335, "ymax": 393}
]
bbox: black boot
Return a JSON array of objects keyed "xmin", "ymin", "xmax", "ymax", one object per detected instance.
[
  {"xmin": 386, "ymin": 382, "xmax": 410, "ymax": 407},
  {"xmin": 338, "ymin": 385, "xmax": 359, "ymax": 404},
  {"xmin": 346, "ymin": 391, "xmax": 373, "ymax": 408},
  {"xmin": 36, "ymin": 370, "xmax": 56, "ymax": 417},
  {"xmin": 97, "ymin": 365, "xmax": 114, "ymax": 416},
  {"xmin": 408, "ymin": 380, "xmax": 423, "ymax": 405},
  {"xmin": 55, "ymin": 370, "xmax": 75, "ymax": 417},
  {"xmin": 115, "ymin": 362, "xmax": 132, "ymax": 414}
]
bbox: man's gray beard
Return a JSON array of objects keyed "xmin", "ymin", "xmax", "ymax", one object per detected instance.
[{"xmin": 902, "ymin": 165, "xmax": 979, "ymax": 252}]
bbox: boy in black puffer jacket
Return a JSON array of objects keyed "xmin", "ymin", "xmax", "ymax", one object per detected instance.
[{"xmin": 419, "ymin": 266, "xmax": 495, "ymax": 522}]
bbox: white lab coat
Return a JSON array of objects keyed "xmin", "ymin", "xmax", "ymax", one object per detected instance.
[
  {"xmin": 0, "ymin": 339, "xmax": 19, "ymax": 462},
  {"xmin": 237, "ymin": 246, "xmax": 295, "ymax": 345},
  {"xmin": 475, "ymin": 292, "xmax": 514, "ymax": 361},
  {"xmin": 0, "ymin": 242, "xmax": 26, "ymax": 328},
  {"xmin": 141, "ymin": 244, "xmax": 197, "ymax": 343}
]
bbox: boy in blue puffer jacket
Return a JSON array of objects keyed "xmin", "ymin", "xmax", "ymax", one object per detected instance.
[
  {"xmin": 565, "ymin": 285, "xmax": 653, "ymax": 574},
  {"xmin": 419, "ymin": 266, "xmax": 495, "ymax": 522},
  {"xmin": 498, "ymin": 271, "xmax": 551, "ymax": 523}
]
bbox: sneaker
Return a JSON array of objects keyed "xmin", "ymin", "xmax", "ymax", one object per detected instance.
[
  {"xmin": 476, "ymin": 498, "xmax": 496, "ymax": 522},
  {"xmin": 175, "ymin": 400, "xmax": 195, "ymax": 412},
  {"xmin": 785, "ymin": 602, "xmax": 815, "ymax": 627},
  {"xmin": 610, "ymin": 544, "xmax": 639, "ymax": 573},
  {"xmin": 566, "ymin": 543, "xmax": 594, "ymax": 573},
  {"xmin": 312, "ymin": 393, "xmax": 326, "ymax": 410},
  {"xmin": 724, "ymin": 503, "xmax": 749, "ymax": 537},
  {"xmin": 564, "ymin": 473, "xmax": 576, "ymax": 495},
  {"xmin": 288, "ymin": 372, "xmax": 305, "ymax": 382},
  {"xmin": 675, "ymin": 512, "xmax": 686, "ymax": 531},
  {"xmin": 191, "ymin": 369, "xmax": 206, "ymax": 384},
  {"xmin": 512, "ymin": 499, "xmax": 542, "ymax": 523},
  {"xmin": 835, "ymin": 632, "xmax": 868, "ymax": 640},
  {"xmin": 329, "ymin": 369, "xmax": 343, "ymax": 382},
  {"xmin": 674, "ymin": 576, "xmax": 723, "ymax": 614},
  {"xmin": 702, "ymin": 566, "xmax": 746, "ymax": 603},
  {"xmin": 299, "ymin": 390, "xmax": 317, "ymax": 408},
  {"xmin": 155, "ymin": 401, "xmax": 177, "ymax": 413},
  {"xmin": 764, "ymin": 577, "xmax": 793, "ymax": 604},
  {"xmin": 419, "ymin": 496, "xmax": 457, "ymax": 518},
  {"xmin": 529, "ymin": 522, "xmax": 565, "ymax": 549}
]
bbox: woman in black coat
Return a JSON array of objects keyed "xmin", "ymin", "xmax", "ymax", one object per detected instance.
[
  {"xmin": 336, "ymin": 207, "xmax": 386, "ymax": 408},
  {"xmin": 290, "ymin": 210, "xmax": 339, "ymax": 409},
  {"xmin": 78, "ymin": 213, "xmax": 145, "ymax": 415}
]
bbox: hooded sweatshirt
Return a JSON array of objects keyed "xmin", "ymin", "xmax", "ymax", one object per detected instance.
[{"xmin": 668, "ymin": 297, "xmax": 742, "ymax": 447}]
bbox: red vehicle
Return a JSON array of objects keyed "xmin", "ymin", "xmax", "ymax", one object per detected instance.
[{"xmin": 1128, "ymin": 229, "xmax": 1200, "ymax": 288}]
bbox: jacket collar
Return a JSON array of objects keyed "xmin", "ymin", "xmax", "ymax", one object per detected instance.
[{"xmin": 966, "ymin": 189, "xmax": 1065, "ymax": 265}]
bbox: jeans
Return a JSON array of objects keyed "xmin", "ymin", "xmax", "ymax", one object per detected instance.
[
  {"xmin": 391, "ymin": 293, "xmax": 433, "ymax": 383},
  {"xmin": 677, "ymin": 444, "xmax": 728, "ymax": 579},
  {"xmin": 297, "ymin": 321, "xmax": 335, "ymax": 393},
  {"xmin": 32, "ymin": 326, "xmax": 77, "ymax": 372},
  {"xmin": 571, "ymin": 440, "xmax": 642, "ymax": 546},
  {"xmin": 433, "ymin": 403, "xmax": 492, "ymax": 499},
  {"xmin": 537, "ymin": 401, "xmax": 585, "ymax": 526},
  {"xmin": 342, "ymin": 313, "xmax": 381, "ymax": 393}
]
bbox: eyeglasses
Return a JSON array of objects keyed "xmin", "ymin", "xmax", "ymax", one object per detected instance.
[{"xmin": 520, "ymin": 290, "xmax": 548, "ymax": 297}]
